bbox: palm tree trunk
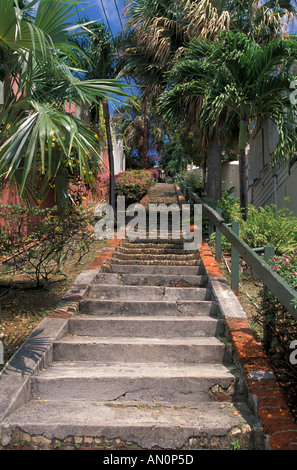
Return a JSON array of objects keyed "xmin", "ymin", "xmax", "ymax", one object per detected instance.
[
  {"xmin": 238, "ymin": 148, "xmax": 248, "ymax": 220},
  {"xmin": 102, "ymin": 98, "xmax": 115, "ymax": 213},
  {"xmin": 238, "ymin": 118, "xmax": 248, "ymax": 220},
  {"xmin": 206, "ymin": 130, "xmax": 221, "ymax": 201},
  {"xmin": 141, "ymin": 95, "xmax": 148, "ymax": 169}
]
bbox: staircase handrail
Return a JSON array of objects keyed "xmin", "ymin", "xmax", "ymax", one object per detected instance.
[{"xmin": 177, "ymin": 175, "xmax": 297, "ymax": 321}]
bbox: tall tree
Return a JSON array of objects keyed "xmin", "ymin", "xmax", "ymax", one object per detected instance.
[
  {"xmin": 71, "ymin": 20, "xmax": 132, "ymax": 211},
  {"xmin": 123, "ymin": 0, "xmax": 230, "ymax": 196},
  {"xmin": 124, "ymin": 0, "xmax": 297, "ymax": 201},
  {"xmin": 160, "ymin": 31, "xmax": 297, "ymax": 217},
  {"xmin": 112, "ymin": 96, "xmax": 165, "ymax": 169}
]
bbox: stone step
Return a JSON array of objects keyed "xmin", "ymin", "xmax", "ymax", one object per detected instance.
[
  {"xmin": 31, "ymin": 361, "xmax": 239, "ymax": 403},
  {"xmin": 92, "ymin": 272, "xmax": 208, "ymax": 287},
  {"xmin": 0, "ymin": 399, "xmax": 264, "ymax": 450},
  {"xmin": 79, "ymin": 299, "xmax": 217, "ymax": 316},
  {"xmin": 121, "ymin": 239, "xmax": 187, "ymax": 246},
  {"xmin": 102, "ymin": 263, "xmax": 204, "ymax": 275},
  {"xmin": 68, "ymin": 316, "xmax": 225, "ymax": 337},
  {"xmin": 53, "ymin": 335, "xmax": 226, "ymax": 364},
  {"xmin": 0, "ymin": 184, "xmax": 266, "ymax": 451},
  {"xmin": 111, "ymin": 252, "xmax": 199, "ymax": 261},
  {"xmin": 87, "ymin": 284, "xmax": 211, "ymax": 301},
  {"xmin": 116, "ymin": 246, "xmax": 197, "ymax": 255},
  {"xmin": 108, "ymin": 257, "xmax": 201, "ymax": 266}
]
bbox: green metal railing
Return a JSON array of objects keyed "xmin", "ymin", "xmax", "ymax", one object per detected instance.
[{"xmin": 177, "ymin": 176, "xmax": 297, "ymax": 321}]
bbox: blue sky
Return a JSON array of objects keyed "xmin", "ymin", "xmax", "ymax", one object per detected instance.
[{"xmin": 76, "ymin": 0, "xmax": 126, "ymax": 36}]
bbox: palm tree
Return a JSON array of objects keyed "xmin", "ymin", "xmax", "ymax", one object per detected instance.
[
  {"xmin": 72, "ymin": 20, "xmax": 122, "ymax": 211},
  {"xmin": 124, "ymin": 0, "xmax": 297, "ymax": 201},
  {"xmin": 160, "ymin": 31, "xmax": 297, "ymax": 217},
  {"xmin": 0, "ymin": 0, "xmax": 130, "ymax": 208},
  {"xmin": 122, "ymin": 0, "xmax": 230, "ymax": 196},
  {"xmin": 112, "ymin": 96, "xmax": 165, "ymax": 168}
]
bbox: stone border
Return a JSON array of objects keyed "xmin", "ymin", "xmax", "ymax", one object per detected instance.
[{"xmin": 0, "ymin": 317, "xmax": 68, "ymax": 424}]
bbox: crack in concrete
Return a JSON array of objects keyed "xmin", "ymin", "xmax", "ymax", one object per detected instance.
[{"xmin": 112, "ymin": 387, "xmax": 156, "ymax": 403}]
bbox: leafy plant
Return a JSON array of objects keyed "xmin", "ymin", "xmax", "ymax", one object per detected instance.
[
  {"xmin": 207, "ymin": 189, "xmax": 297, "ymax": 255},
  {"xmin": 230, "ymin": 439, "xmax": 241, "ymax": 450},
  {"xmin": 0, "ymin": 0, "xmax": 130, "ymax": 207},
  {"xmin": 181, "ymin": 171, "xmax": 204, "ymax": 195},
  {"xmin": 0, "ymin": 204, "xmax": 95, "ymax": 287},
  {"xmin": 213, "ymin": 189, "xmax": 242, "ymax": 223},
  {"xmin": 240, "ymin": 205, "xmax": 297, "ymax": 254},
  {"xmin": 268, "ymin": 251, "xmax": 297, "ymax": 290},
  {"xmin": 108, "ymin": 170, "xmax": 155, "ymax": 205}
]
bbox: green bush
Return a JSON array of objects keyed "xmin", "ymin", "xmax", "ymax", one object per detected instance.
[
  {"xmin": 213, "ymin": 189, "xmax": 242, "ymax": 223},
  {"xmin": 207, "ymin": 190, "xmax": 297, "ymax": 255},
  {"xmin": 181, "ymin": 171, "xmax": 204, "ymax": 195},
  {"xmin": 241, "ymin": 205, "xmax": 297, "ymax": 254},
  {"xmin": 259, "ymin": 252, "xmax": 297, "ymax": 361},
  {"xmin": 268, "ymin": 251, "xmax": 297, "ymax": 289},
  {"xmin": 114, "ymin": 170, "xmax": 154, "ymax": 204},
  {"xmin": 0, "ymin": 204, "xmax": 95, "ymax": 287},
  {"xmin": 208, "ymin": 190, "xmax": 243, "ymax": 249}
]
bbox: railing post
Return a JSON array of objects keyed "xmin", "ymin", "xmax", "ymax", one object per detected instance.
[
  {"xmin": 264, "ymin": 245, "xmax": 275, "ymax": 262},
  {"xmin": 215, "ymin": 208, "xmax": 222, "ymax": 262},
  {"xmin": 184, "ymin": 185, "xmax": 188, "ymax": 203},
  {"xmin": 231, "ymin": 221, "xmax": 240, "ymax": 295},
  {"xmin": 208, "ymin": 201, "xmax": 214, "ymax": 237},
  {"xmin": 263, "ymin": 244, "xmax": 275, "ymax": 353}
]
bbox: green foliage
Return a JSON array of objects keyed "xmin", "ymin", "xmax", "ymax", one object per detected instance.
[
  {"xmin": 159, "ymin": 138, "xmax": 191, "ymax": 176},
  {"xmin": 208, "ymin": 190, "xmax": 242, "ymax": 248},
  {"xmin": 268, "ymin": 251, "xmax": 297, "ymax": 291},
  {"xmin": 180, "ymin": 171, "xmax": 204, "ymax": 195},
  {"xmin": 0, "ymin": 0, "xmax": 130, "ymax": 206},
  {"xmin": 113, "ymin": 170, "xmax": 155, "ymax": 204},
  {"xmin": 240, "ymin": 205, "xmax": 297, "ymax": 254},
  {"xmin": 208, "ymin": 191, "xmax": 297, "ymax": 255},
  {"xmin": 255, "ymin": 222, "xmax": 297, "ymax": 371},
  {"xmin": 0, "ymin": 204, "xmax": 95, "ymax": 287},
  {"xmin": 213, "ymin": 189, "xmax": 242, "ymax": 223}
]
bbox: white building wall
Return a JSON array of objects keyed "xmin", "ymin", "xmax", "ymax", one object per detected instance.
[{"xmin": 247, "ymin": 119, "xmax": 297, "ymax": 215}]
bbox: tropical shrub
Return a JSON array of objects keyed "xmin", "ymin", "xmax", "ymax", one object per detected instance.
[
  {"xmin": 213, "ymin": 189, "xmax": 242, "ymax": 223},
  {"xmin": 114, "ymin": 170, "xmax": 155, "ymax": 204},
  {"xmin": 240, "ymin": 205, "xmax": 297, "ymax": 254},
  {"xmin": 148, "ymin": 169, "xmax": 159, "ymax": 181},
  {"xmin": 268, "ymin": 251, "xmax": 297, "ymax": 290},
  {"xmin": 258, "ymin": 252, "xmax": 297, "ymax": 381},
  {"xmin": 181, "ymin": 171, "xmax": 204, "ymax": 195},
  {"xmin": 0, "ymin": 204, "xmax": 95, "ymax": 287},
  {"xmin": 207, "ymin": 190, "xmax": 297, "ymax": 255}
]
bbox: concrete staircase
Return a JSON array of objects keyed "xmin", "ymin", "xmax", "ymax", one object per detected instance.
[{"xmin": 0, "ymin": 185, "xmax": 265, "ymax": 450}]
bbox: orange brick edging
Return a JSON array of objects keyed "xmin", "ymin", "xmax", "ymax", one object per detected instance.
[
  {"xmin": 87, "ymin": 237, "xmax": 122, "ymax": 270},
  {"xmin": 198, "ymin": 240, "xmax": 297, "ymax": 450},
  {"xmin": 198, "ymin": 241, "xmax": 224, "ymax": 278},
  {"xmin": 228, "ymin": 317, "xmax": 297, "ymax": 450}
]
